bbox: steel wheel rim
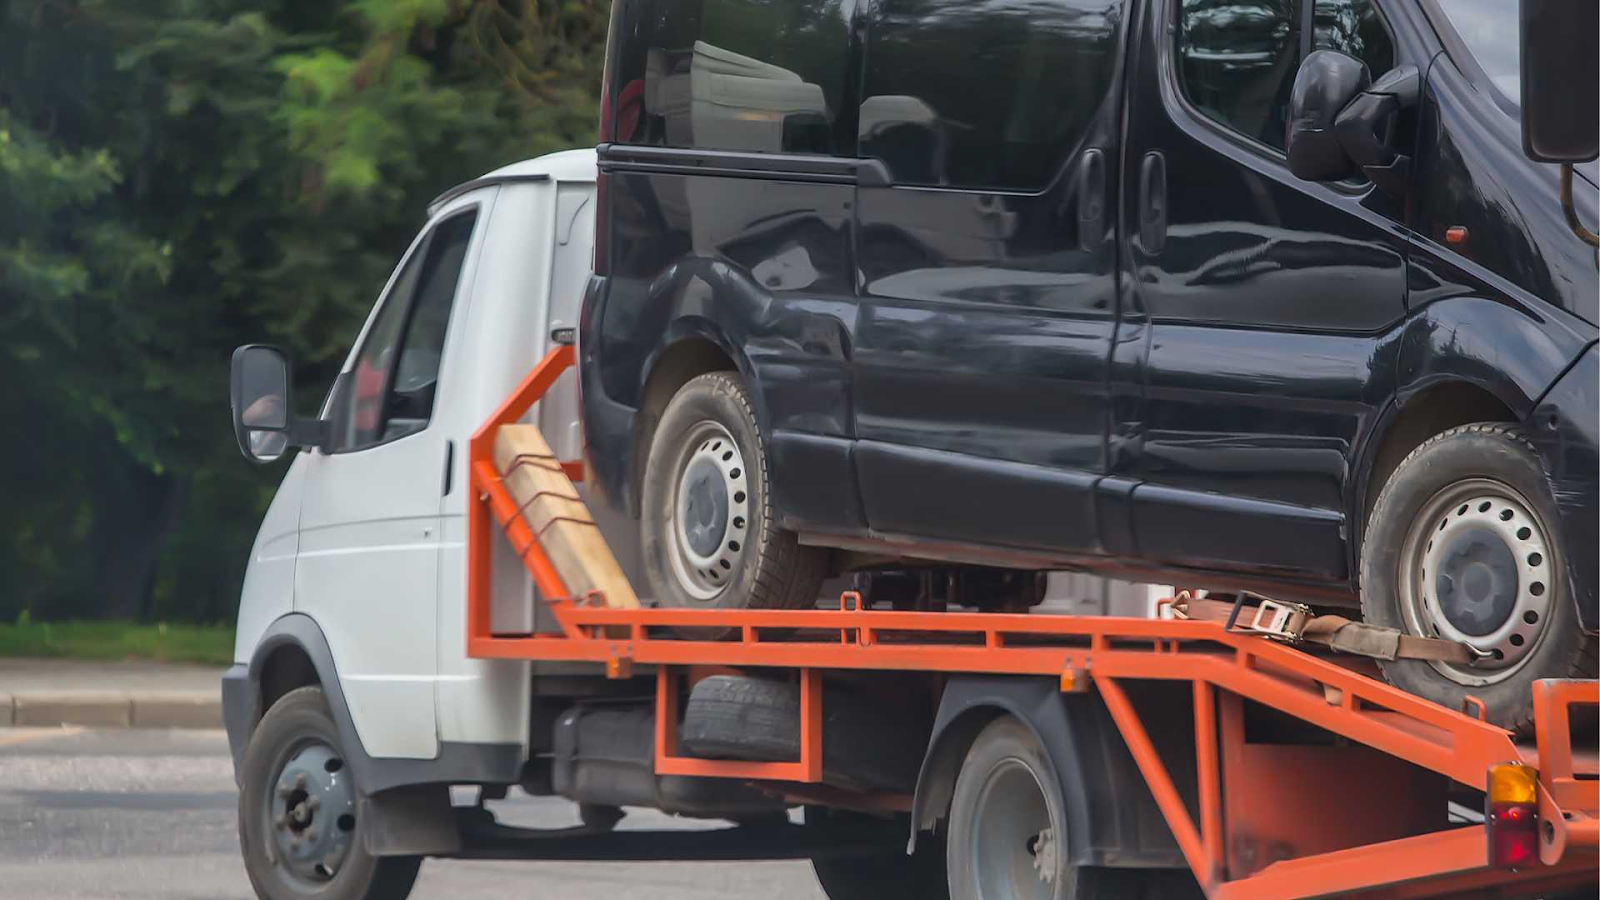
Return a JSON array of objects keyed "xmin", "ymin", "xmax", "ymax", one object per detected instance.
[
  {"xmin": 1398, "ymin": 478, "xmax": 1556, "ymax": 686},
  {"xmin": 263, "ymin": 738, "xmax": 357, "ymax": 887},
  {"xmin": 970, "ymin": 758, "xmax": 1059, "ymax": 900},
  {"xmin": 666, "ymin": 420, "xmax": 750, "ymax": 602}
]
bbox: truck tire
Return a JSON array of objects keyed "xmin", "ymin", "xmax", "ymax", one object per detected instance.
[
  {"xmin": 641, "ymin": 372, "xmax": 826, "ymax": 636},
  {"xmin": 1362, "ymin": 423, "xmax": 1597, "ymax": 733},
  {"xmin": 679, "ymin": 674, "xmax": 927, "ymax": 793},
  {"xmin": 238, "ymin": 686, "xmax": 422, "ymax": 900},
  {"xmin": 947, "ymin": 716, "xmax": 1131, "ymax": 900},
  {"xmin": 809, "ymin": 809, "xmax": 949, "ymax": 900}
]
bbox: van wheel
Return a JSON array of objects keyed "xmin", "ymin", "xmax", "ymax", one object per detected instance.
[
  {"xmin": 238, "ymin": 686, "xmax": 421, "ymax": 900},
  {"xmin": 948, "ymin": 717, "xmax": 1130, "ymax": 900},
  {"xmin": 1362, "ymin": 423, "xmax": 1597, "ymax": 733},
  {"xmin": 641, "ymin": 372, "xmax": 826, "ymax": 635}
]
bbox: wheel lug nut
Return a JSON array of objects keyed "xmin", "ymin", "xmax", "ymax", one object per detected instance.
[
  {"xmin": 305, "ymin": 829, "xmax": 317, "ymax": 842},
  {"xmin": 307, "ymin": 796, "xmax": 321, "ymax": 810},
  {"xmin": 295, "ymin": 773, "xmax": 307, "ymax": 789}
]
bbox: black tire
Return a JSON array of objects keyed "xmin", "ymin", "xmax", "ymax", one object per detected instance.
[
  {"xmin": 947, "ymin": 717, "xmax": 1134, "ymax": 900},
  {"xmin": 238, "ymin": 686, "xmax": 422, "ymax": 900},
  {"xmin": 679, "ymin": 674, "xmax": 928, "ymax": 793},
  {"xmin": 1362, "ymin": 423, "xmax": 1597, "ymax": 733},
  {"xmin": 641, "ymin": 372, "xmax": 826, "ymax": 635},
  {"xmin": 809, "ymin": 809, "xmax": 949, "ymax": 900}
]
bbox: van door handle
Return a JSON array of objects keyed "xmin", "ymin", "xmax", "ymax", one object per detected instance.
[
  {"xmin": 441, "ymin": 440, "xmax": 454, "ymax": 497},
  {"xmin": 1076, "ymin": 148, "xmax": 1106, "ymax": 252},
  {"xmin": 1139, "ymin": 151, "xmax": 1167, "ymax": 255}
]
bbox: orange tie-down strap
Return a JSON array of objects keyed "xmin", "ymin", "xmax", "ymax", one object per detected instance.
[
  {"xmin": 1171, "ymin": 592, "xmax": 1478, "ymax": 665},
  {"xmin": 492, "ymin": 423, "xmax": 640, "ymax": 610}
]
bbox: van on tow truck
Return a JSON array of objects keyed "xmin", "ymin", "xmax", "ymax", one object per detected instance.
[{"xmin": 222, "ymin": 3, "xmax": 1598, "ymax": 899}]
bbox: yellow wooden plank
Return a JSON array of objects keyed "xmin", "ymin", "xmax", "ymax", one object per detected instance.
[{"xmin": 493, "ymin": 424, "xmax": 640, "ymax": 609}]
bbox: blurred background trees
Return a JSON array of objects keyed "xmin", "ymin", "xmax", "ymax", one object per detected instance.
[{"xmin": 0, "ymin": 0, "xmax": 606, "ymax": 623}]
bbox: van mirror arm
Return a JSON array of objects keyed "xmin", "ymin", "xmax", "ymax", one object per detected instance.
[{"xmin": 1335, "ymin": 65, "xmax": 1420, "ymax": 197}]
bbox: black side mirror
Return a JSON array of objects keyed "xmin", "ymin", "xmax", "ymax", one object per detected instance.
[
  {"xmin": 1520, "ymin": 0, "xmax": 1598, "ymax": 164},
  {"xmin": 229, "ymin": 344, "xmax": 327, "ymax": 463},
  {"xmin": 1288, "ymin": 51, "xmax": 1371, "ymax": 182}
]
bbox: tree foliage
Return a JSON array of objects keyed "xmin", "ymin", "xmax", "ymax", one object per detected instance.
[{"xmin": 0, "ymin": 0, "xmax": 606, "ymax": 622}]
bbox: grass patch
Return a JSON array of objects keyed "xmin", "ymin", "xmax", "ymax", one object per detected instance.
[{"xmin": 0, "ymin": 620, "xmax": 234, "ymax": 666}]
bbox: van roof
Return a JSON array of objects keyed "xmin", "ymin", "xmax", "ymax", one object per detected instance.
[{"xmin": 428, "ymin": 147, "xmax": 598, "ymax": 216}]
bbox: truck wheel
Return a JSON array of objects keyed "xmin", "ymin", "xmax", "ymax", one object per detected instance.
[
  {"xmin": 1363, "ymin": 423, "xmax": 1597, "ymax": 733},
  {"xmin": 238, "ymin": 686, "xmax": 421, "ymax": 900},
  {"xmin": 641, "ymin": 372, "xmax": 826, "ymax": 634},
  {"xmin": 948, "ymin": 716, "xmax": 1127, "ymax": 900}
]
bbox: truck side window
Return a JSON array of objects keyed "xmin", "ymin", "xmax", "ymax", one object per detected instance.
[
  {"xmin": 858, "ymin": 0, "xmax": 1119, "ymax": 191},
  {"xmin": 332, "ymin": 210, "xmax": 478, "ymax": 452},
  {"xmin": 1177, "ymin": 0, "xmax": 1301, "ymax": 153},
  {"xmin": 1312, "ymin": 0, "xmax": 1393, "ymax": 79}
]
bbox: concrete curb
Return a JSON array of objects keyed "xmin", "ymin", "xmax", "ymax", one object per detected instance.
[{"xmin": 0, "ymin": 690, "xmax": 221, "ymax": 729}]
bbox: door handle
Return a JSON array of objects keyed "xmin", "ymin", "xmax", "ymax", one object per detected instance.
[
  {"xmin": 1076, "ymin": 148, "xmax": 1107, "ymax": 252},
  {"xmin": 441, "ymin": 440, "xmax": 454, "ymax": 497},
  {"xmin": 1139, "ymin": 151, "xmax": 1167, "ymax": 255}
]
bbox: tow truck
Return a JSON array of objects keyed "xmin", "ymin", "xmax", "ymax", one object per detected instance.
[{"xmin": 222, "ymin": 2, "xmax": 1598, "ymax": 897}]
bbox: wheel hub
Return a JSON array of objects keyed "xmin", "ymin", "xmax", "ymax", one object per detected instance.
[
  {"xmin": 268, "ymin": 742, "xmax": 355, "ymax": 884},
  {"xmin": 1404, "ymin": 483, "xmax": 1554, "ymax": 684},
  {"xmin": 668, "ymin": 422, "xmax": 750, "ymax": 601},
  {"xmin": 972, "ymin": 760, "xmax": 1056, "ymax": 900},
  {"xmin": 1433, "ymin": 525, "xmax": 1519, "ymax": 636}
]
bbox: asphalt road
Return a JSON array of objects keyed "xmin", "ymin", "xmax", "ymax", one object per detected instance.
[{"xmin": 0, "ymin": 728, "xmax": 826, "ymax": 900}]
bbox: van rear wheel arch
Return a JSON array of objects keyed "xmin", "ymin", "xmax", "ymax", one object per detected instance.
[{"xmin": 630, "ymin": 334, "xmax": 741, "ymax": 517}]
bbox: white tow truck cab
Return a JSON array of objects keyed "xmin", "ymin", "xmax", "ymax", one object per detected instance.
[{"xmin": 224, "ymin": 150, "xmax": 717, "ymax": 900}]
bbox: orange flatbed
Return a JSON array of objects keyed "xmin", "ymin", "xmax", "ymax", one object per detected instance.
[{"xmin": 466, "ymin": 345, "xmax": 1599, "ymax": 899}]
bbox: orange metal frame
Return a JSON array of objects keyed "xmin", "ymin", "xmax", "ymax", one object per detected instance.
[{"xmin": 467, "ymin": 347, "xmax": 1600, "ymax": 899}]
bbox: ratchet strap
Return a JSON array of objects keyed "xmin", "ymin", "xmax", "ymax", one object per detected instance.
[{"xmin": 1170, "ymin": 592, "xmax": 1479, "ymax": 665}]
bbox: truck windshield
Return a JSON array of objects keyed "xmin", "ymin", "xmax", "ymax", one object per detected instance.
[{"xmin": 1435, "ymin": 0, "xmax": 1519, "ymax": 108}]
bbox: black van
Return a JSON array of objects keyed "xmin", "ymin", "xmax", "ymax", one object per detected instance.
[{"xmin": 579, "ymin": 0, "xmax": 1598, "ymax": 729}]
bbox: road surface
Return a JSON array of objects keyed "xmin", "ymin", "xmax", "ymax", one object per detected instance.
[{"xmin": 0, "ymin": 727, "xmax": 826, "ymax": 900}]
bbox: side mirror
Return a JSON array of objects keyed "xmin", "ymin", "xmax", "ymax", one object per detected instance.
[
  {"xmin": 1520, "ymin": 0, "xmax": 1598, "ymax": 164},
  {"xmin": 1287, "ymin": 50, "xmax": 1371, "ymax": 182},
  {"xmin": 229, "ymin": 344, "xmax": 326, "ymax": 463}
]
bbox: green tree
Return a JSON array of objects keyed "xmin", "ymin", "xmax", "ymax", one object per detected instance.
[{"xmin": 0, "ymin": 0, "xmax": 606, "ymax": 623}]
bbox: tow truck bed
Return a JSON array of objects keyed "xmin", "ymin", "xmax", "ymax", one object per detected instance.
[{"xmin": 465, "ymin": 345, "xmax": 1599, "ymax": 899}]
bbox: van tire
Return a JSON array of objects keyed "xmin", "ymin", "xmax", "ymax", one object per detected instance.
[
  {"xmin": 640, "ymin": 372, "xmax": 826, "ymax": 636},
  {"xmin": 238, "ymin": 686, "xmax": 422, "ymax": 900},
  {"xmin": 1362, "ymin": 423, "xmax": 1596, "ymax": 734},
  {"xmin": 679, "ymin": 674, "xmax": 925, "ymax": 792}
]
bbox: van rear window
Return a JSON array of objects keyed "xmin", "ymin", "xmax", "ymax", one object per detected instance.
[{"xmin": 619, "ymin": 0, "xmax": 852, "ymax": 156}]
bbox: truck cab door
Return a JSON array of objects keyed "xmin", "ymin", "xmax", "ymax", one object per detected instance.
[{"xmin": 295, "ymin": 206, "xmax": 484, "ymax": 760}]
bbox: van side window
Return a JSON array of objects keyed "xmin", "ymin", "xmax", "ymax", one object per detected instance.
[
  {"xmin": 636, "ymin": 0, "xmax": 851, "ymax": 155},
  {"xmin": 332, "ymin": 210, "xmax": 478, "ymax": 452},
  {"xmin": 1177, "ymin": 0, "xmax": 1302, "ymax": 152},
  {"xmin": 1312, "ymin": 0, "xmax": 1393, "ymax": 78},
  {"xmin": 859, "ymin": 0, "xmax": 1120, "ymax": 191}
]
